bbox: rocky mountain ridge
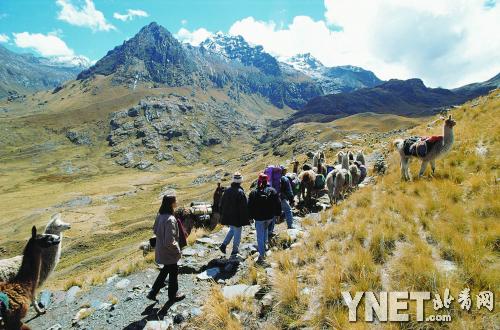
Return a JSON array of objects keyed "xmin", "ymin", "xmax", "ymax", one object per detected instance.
[{"xmin": 77, "ymin": 22, "xmax": 321, "ymax": 110}]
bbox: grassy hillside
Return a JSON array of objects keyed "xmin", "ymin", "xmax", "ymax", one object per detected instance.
[
  {"xmin": 0, "ymin": 78, "xmax": 420, "ymax": 291},
  {"xmin": 193, "ymin": 90, "xmax": 499, "ymax": 329}
]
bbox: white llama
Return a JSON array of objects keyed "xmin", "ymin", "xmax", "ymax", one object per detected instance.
[{"xmin": 394, "ymin": 115, "xmax": 456, "ymax": 180}]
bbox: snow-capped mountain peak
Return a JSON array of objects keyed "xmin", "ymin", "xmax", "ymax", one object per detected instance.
[
  {"xmin": 282, "ymin": 53, "xmax": 325, "ymax": 76},
  {"xmin": 42, "ymin": 55, "xmax": 93, "ymax": 69},
  {"xmin": 200, "ymin": 33, "xmax": 281, "ymax": 76}
]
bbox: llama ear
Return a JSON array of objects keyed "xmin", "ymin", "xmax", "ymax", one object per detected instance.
[
  {"xmin": 448, "ymin": 115, "xmax": 452, "ymax": 120},
  {"xmin": 32, "ymin": 226, "xmax": 37, "ymax": 238}
]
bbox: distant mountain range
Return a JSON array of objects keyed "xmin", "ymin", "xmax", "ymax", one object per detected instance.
[
  {"xmin": 2, "ymin": 22, "xmax": 498, "ymax": 126},
  {"xmin": 0, "ymin": 45, "xmax": 91, "ymax": 99},
  {"xmin": 290, "ymin": 75, "xmax": 500, "ymax": 123},
  {"xmin": 76, "ymin": 26, "xmax": 384, "ymax": 109},
  {"xmin": 281, "ymin": 53, "xmax": 383, "ymax": 94}
]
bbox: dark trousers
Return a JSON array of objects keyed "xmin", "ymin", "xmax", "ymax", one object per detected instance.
[{"xmin": 151, "ymin": 263, "xmax": 178, "ymax": 300}]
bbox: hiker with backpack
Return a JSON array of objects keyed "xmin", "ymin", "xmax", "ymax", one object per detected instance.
[
  {"xmin": 248, "ymin": 173, "xmax": 282, "ymax": 265},
  {"xmin": 279, "ymin": 165, "xmax": 295, "ymax": 229},
  {"xmin": 219, "ymin": 172, "xmax": 249, "ymax": 257},
  {"xmin": 263, "ymin": 165, "xmax": 283, "ymax": 239},
  {"xmin": 147, "ymin": 190, "xmax": 187, "ymax": 303}
]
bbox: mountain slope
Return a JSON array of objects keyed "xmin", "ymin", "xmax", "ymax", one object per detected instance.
[
  {"xmin": 290, "ymin": 76, "xmax": 499, "ymax": 123},
  {"xmin": 452, "ymin": 72, "xmax": 500, "ymax": 99},
  {"xmin": 0, "ymin": 45, "xmax": 88, "ymax": 99},
  {"xmin": 78, "ymin": 23, "xmax": 196, "ymax": 86},
  {"xmin": 77, "ymin": 23, "xmax": 321, "ymax": 110},
  {"xmin": 281, "ymin": 53, "xmax": 383, "ymax": 94}
]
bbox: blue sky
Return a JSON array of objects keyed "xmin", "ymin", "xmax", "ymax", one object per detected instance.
[
  {"xmin": 0, "ymin": 0, "xmax": 325, "ymax": 61},
  {"xmin": 0, "ymin": 0, "xmax": 499, "ymax": 88}
]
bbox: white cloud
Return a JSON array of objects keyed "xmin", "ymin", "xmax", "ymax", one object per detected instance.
[
  {"xmin": 13, "ymin": 32, "xmax": 75, "ymax": 57},
  {"xmin": 13, "ymin": 32, "xmax": 92, "ymax": 65},
  {"xmin": 0, "ymin": 33, "xmax": 9, "ymax": 43},
  {"xmin": 113, "ymin": 9, "xmax": 149, "ymax": 22},
  {"xmin": 181, "ymin": 19, "xmax": 188, "ymax": 26},
  {"xmin": 175, "ymin": 27, "xmax": 213, "ymax": 46},
  {"xmin": 227, "ymin": 0, "xmax": 500, "ymax": 87},
  {"xmin": 56, "ymin": 0, "xmax": 115, "ymax": 32}
]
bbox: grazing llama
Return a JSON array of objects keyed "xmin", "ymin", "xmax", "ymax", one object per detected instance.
[
  {"xmin": 0, "ymin": 214, "xmax": 71, "ymax": 314},
  {"xmin": 0, "ymin": 227, "xmax": 60, "ymax": 330},
  {"xmin": 394, "ymin": 115, "xmax": 456, "ymax": 180}
]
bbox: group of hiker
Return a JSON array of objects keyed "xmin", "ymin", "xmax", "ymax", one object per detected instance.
[
  {"xmin": 216, "ymin": 166, "xmax": 296, "ymax": 265},
  {"xmin": 147, "ymin": 165, "xmax": 298, "ymax": 303}
]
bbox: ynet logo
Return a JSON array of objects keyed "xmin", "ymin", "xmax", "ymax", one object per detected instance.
[{"xmin": 342, "ymin": 289, "xmax": 494, "ymax": 322}]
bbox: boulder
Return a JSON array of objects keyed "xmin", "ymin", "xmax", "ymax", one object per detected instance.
[
  {"xmin": 259, "ymin": 293, "xmax": 274, "ymax": 317},
  {"xmin": 39, "ymin": 290, "xmax": 52, "ymax": 309},
  {"xmin": 222, "ymin": 284, "xmax": 261, "ymax": 299},
  {"xmin": 135, "ymin": 160, "xmax": 153, "ymax": 170},
  {"xmin": 143, "ymin": 320, "xmax": 172, "ymax": 330},
  {"xmin": 65, "ymin": 286, "xmax": 81, "ymax": 304},
  {"xmin": 128, "ymin": 107, "xmax": 140, "ymax": 117},
  {"xmin": 66, "ymin": 130, "xmax": 92, "ymax": 145}
]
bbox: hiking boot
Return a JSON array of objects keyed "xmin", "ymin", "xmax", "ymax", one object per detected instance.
[
  {"xmin": 146, "ymin": 291, "xmax": 158, "ymax": 301},
  {"xmin": 219, "ymin": 244, "xmax": 227, "ymax": 254},
  {"xmin": 169, "ymin": 293, "xmax": 186, "ymax": 302},
  {"xmin": 256, "ymin": 257, "xmax": 270, "ymax": 268}
]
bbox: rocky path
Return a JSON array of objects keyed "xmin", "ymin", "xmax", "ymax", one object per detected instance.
[
  {"xmin": 25, "ymin": 206, "xmax": 318, "ymax": 330},
  {"xmin": 23, "ymin": 172, "xmax": 381, "ymax": 330}
]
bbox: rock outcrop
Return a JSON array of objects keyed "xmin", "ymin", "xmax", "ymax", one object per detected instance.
[{"xmin": 106, "ymin": 94, "xmax": 259, "ymax": 169}]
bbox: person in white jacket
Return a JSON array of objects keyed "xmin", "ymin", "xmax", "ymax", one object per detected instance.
[{"xmin": 147, "ymin": 191, "xmax": 185, "ymax": 302}]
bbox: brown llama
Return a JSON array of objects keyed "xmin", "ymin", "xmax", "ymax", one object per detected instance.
[
  {"xmin": 0, "ymin": 226, "xmax": 60, "ymax": 330},
  {"xmin": 298, "ymin": 170, "xmax": 316, "ymax": 204}
]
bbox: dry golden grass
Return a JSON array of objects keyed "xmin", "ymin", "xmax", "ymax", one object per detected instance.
[
  {"xmin": 189, "ymin": 286, "xmax": 247, "ymax": 330},
  {"xmin": 265, "ymin": 90, "xmax": 500, "ymax": 328}
]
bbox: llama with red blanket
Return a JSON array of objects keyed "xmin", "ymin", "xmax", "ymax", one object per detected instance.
[{"xmin": 394, "ymin": 115, "xmax": 456, "ymax": 180}]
